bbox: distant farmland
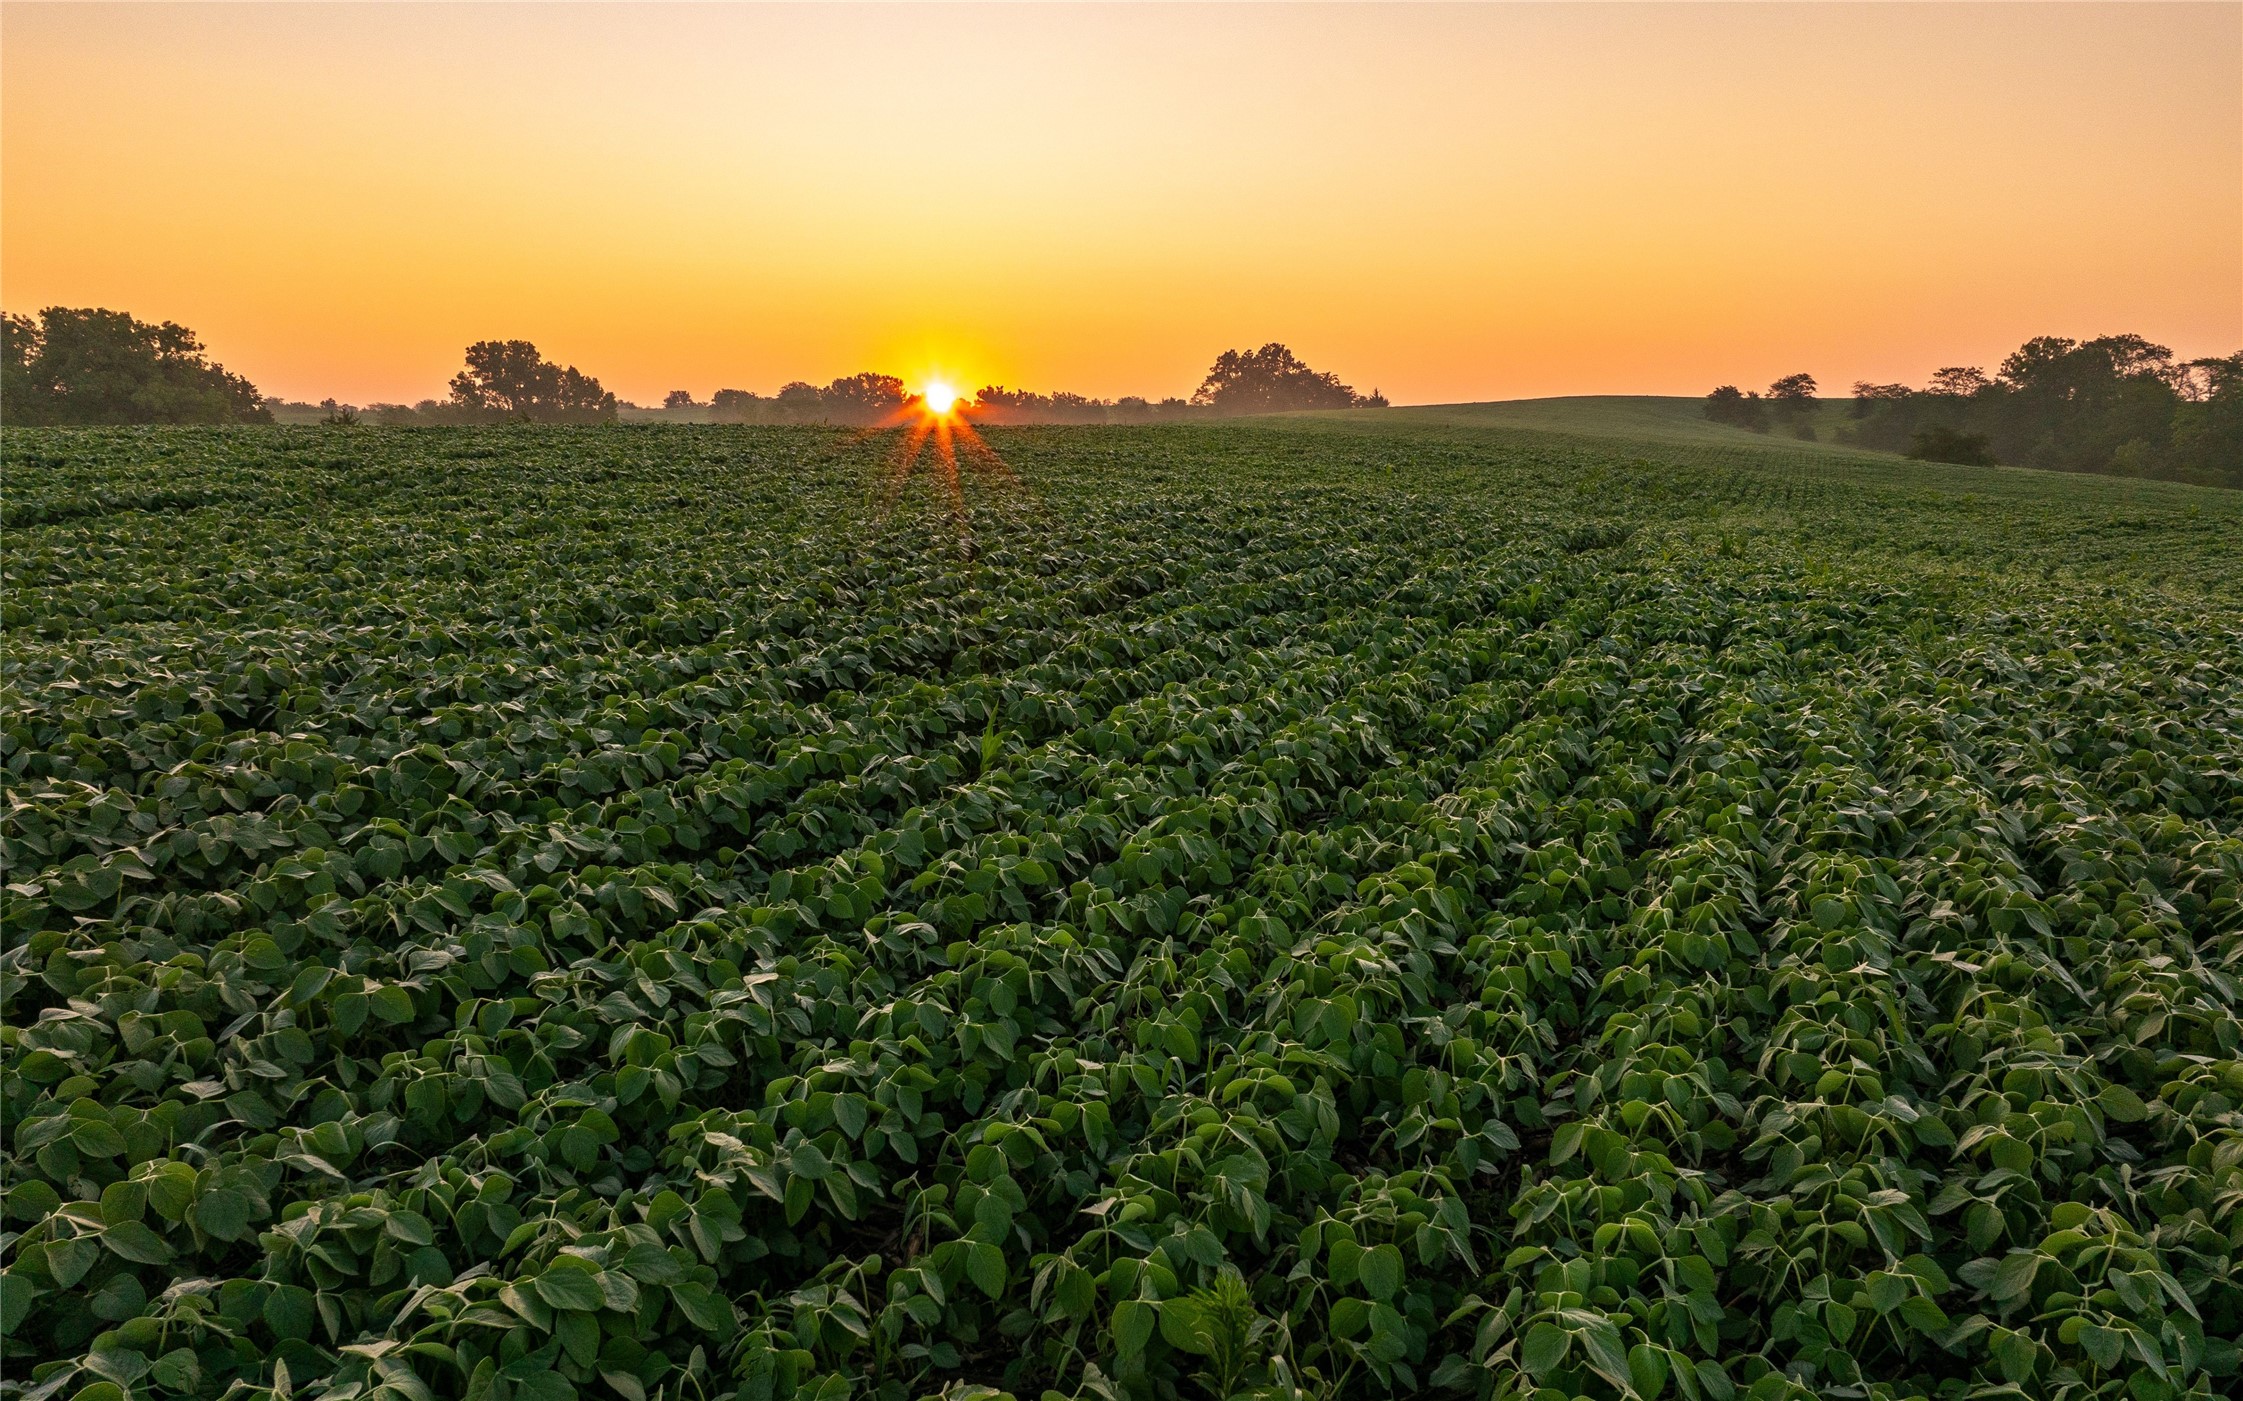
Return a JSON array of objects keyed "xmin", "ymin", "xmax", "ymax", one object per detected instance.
[{"xmin": 4, "ymin": 412, "xmax": 2238, "ymax": 1401}]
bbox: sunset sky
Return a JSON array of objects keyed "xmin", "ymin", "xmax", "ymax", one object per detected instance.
[{"xmin": 4, "ymin": 2, "xmax": 2236, "ymax": 407}]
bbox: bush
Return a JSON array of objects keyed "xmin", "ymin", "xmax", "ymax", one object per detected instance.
[{"xmin": 1906, "ymin": 425, "xmax": 1996, "ymax": 466}]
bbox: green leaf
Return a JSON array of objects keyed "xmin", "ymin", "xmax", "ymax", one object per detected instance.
[
  {"xmin": 1577, "ymin": 1317, "xmax": 1633, "ymax": 1391},
  {"xmin": 1522, "ymin": 1322, "xmax": 1569, "ymax": 1376},
  {"xmin": 1865, "ymin": 1271, "xmax": 1908, "ymax": 1314},
  {"xmin": 1990, "ymin": 1252, "xmax": 2041, "ymax": 1302},
  {"xmin": 535, "ymin": 1266, "xmax": 607, "ymax": 1312},
  {"xmin": 47, "ymin": 1236, "xmax": 100, "ymax": 1290},
  {"xmin": 101, "ymin": 1220, "xmax": 174, "ymax": 1264},
  {"xmin": 151, "ymin": 1348, "xmax": 201, "ymax": 1393},
  {"xmin": 668, "ymin": 1281, "xmax": 731, "ymax": 1333},
  {"xmin": 2078, "ymin": 1323, "xmax": 2123, "ymax": 1369},
  {"xmin": 72, "ymin": 1120, "xmax": 127, "ymax": 1159},
  {"xmin": 193, "ymin": 1189, "xmax": 252, "ymax": 1242},
  {"xmin": 1328, "ymin": 1297, "xmax": 1371, "ymax": 1339},
  {"xmin": 600, "ymin": 1371, "xmax": 647, "ymax": 1401},
  {"xmin": 1987, "ymin": 1133, "xmax": 2034, "ymax": 1175},
  {"xmin": 1991, "ymin": 1327, "xmax": 2038, "ymax": 1383},
  {"xmin": 1112, "ymin": 1299, "xmax": 1155, "ymax": 1359},
  {"xmin": 789, "ymin": 1142, "xmax": 832, "ymax": 1181},
  {"xmin": 0, "ymin": 1272, "xmax": 37, "ymax": 1334},
  {"xmin": 1359, "ymin": 1242, "xmax": 1404, "ymax": 1301},
  {"xmin": 370, "ymin": 984, "xmax": 416, "ymax": 1024},
  {"xmin": 1628, "ymin": 1342, "xmax": 1671, "ymax": 1401},
  {"xmin": 264, "ymin": 1284, "xmax": 316, "ymax": 1341},
  {"xmin": 1693, "ymin": 1359, "xmax": 1735, "ymax": 1401},
  {"xmin": 966, "ymin": 1240, "xmax": 1006, "ymax": 1299},
  {"xmin": 1055, "ymin": 1263, "xmax": 1095, "ymax": 1321},
  {"xmin": 1898, "ymin": 1294, "xmax": 1950, "ymax": 1333},
  {"xmin": 1158, "ymin": 1297, "xmax": 1211, "ymax": 1354},
  {"xmin": 1824, "ymin": 1301, "xmax": 1858, "ymax": 1344},
  {"xmin": 2094, "ymin": 1084, "xmax": 2148, "ymax": 1122}
]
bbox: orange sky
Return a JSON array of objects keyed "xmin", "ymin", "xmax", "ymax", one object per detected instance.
[{"xmin": 4, "ymin": 2, "xmax": 2236, "ymax": 406}]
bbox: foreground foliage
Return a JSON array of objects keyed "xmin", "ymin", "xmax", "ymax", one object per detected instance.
[{"xmin": 3, "ymin": 422, "xmax": 2239, "ymax": 1401}]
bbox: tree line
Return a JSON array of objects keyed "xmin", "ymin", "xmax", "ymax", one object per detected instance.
[
  {"xmin": 668, "ymin": 342, "xmax": 1386, "ymax": 424},
  {"xmin": 1706, "ymin": 333, "xmax": 2242, "ymax": 488},
  {"xmin": 2, "ymin": 307, "xmax": 1387, "ymax": 430}
]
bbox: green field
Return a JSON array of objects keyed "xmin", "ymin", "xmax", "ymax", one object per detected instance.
[
  {"xmin": 1325, "ymin": 397, "xmax": 1871, "ymax": 452},
  {"xmin": 3, "ymin": 414, "xmax": 2239, "ymax": 1401}
]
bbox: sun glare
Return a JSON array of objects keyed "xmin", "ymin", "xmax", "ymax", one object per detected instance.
[{"xmin": 921, "ymin": 380, "xmax": 959, "ymax": 415}]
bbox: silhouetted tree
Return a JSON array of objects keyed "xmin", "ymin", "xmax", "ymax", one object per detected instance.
[
  {"xmin": 709, "ymin": 388, "xmax": 762, "ymax": 423},
  {"xmin": 1768, "ymin": 373, "xmax": 1818, "ymax": 407},
  {"xmin": 817, "ymin": 373, "xmax": 907, "ymax": 423},
  {"xmin": 448, "ymin": 340, "xmax": 617, "ymax": 423},
  {"xmin": 663, "ymin": 389, "xmax": 696, "ymax": 410},
  {"xmin": 2, "ymin": 307, "xmax": 271, "ymax": 425},
  {"xmin": 1926, "ymin": 366, "xmax": 1990, "ymax": 397},
  {"xmin": 1849, "ymin": 381, "xmax": 1911, "ymax": 419},
  {"xmin": 1703, "ymin": 385, "xmax": 1770, "ymax": 432},
  {"xmin": 1767, "ymin": 373, "xmax": 1818, "ymax": 439},
  {"xmin": 1192, "ymin": 343, "xmax": 1369, "ymax": 413}
]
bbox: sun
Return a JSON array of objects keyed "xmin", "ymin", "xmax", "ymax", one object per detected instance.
[{"xmin": 921, "ymin": 380, "xmax": 960, "ymax": 416}]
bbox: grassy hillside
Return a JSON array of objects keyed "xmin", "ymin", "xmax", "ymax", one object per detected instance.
[
  {"xmin": 1372, "ymin": 395, "xmax": 1870, "ymax": 453},
  {"xmin": 4, "ymin": 419, "xmax": 2239, "ymax": 1401}
]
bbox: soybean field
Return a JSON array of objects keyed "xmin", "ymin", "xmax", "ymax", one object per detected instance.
[{"xmin": 3, "ymin": 416, "xmax": 2240, "ymax": 1401}]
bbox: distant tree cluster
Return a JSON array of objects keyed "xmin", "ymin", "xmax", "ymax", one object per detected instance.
[
  {"xmin": 957, "ymin": 344, "xmax": 1385, "ymax": 423},
  {"xmin": 1705, "ymin": 335, "xmax": 2241, "ymax": 486},
  {"xmin": 1844, "ymin": 335, "xmax": 2241, "ymax": 485},
  {"xmin": 1193, "ymin": 343, "xmax": 1387, "ymax": 413},
  {"xmin": 969, "ymin": 387, "xmax": 1197, "ymax": 425},
  {"xmin": 695, "ymin": 373, "xmax": 910, "ymax": 425},
  {"xmin": 345, "ymin": 341, "xmax": 620, "ymax": 425},
  {"xmin": 682, "ymin": 346, "xmax": 1385, "ymax": 426},
  {"xmin": 2, "ymin": 307, "xmax": 271, "ymax": 425},
  {"xmin": 1704, "ymin": 373, "xmax": 1820, "ymax": 439}
]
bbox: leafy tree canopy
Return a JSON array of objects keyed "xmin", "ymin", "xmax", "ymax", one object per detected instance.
[
  {"xmin": 1830, "ymin": 332, "xmax": 2241, "ymax": 486},
  {"xmin": 1, "ymin": 307, "xmax": 270, "ymax": 426},
  {"xmin": 1703, "ymin": 384, "xmax": 1770, "ymax": 432},
  {"xmin": 1192, "ymin": 343, "xmax": 1374, "ymax": 413},
  {"xmin": 447, "ymin": 340, "xmax": 618, "ymax": 423}
]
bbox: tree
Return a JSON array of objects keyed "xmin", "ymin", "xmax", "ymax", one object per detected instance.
[
  {"xmin": 1988, "ymin": 334, "xmax": 2181, "ymax": 472},
  {"xmin": 447, "ymin": 340, "xmax": 617, "ymax": 423},
  {"xmin": 1926, "ymin": 366, "xmax": 1989, "ymax": 397},
  {"xmin": 1849, "ymin": 381, "xmax": 1911, "ymax": 419},
  {"xmin": 818, "ymin": 372, "xmax": 907, "ymax": 423},
  {"xmin": 1192, "ymin": 343, "xmax": 1370, "ymax": 413},
  {"xmin": 1768, "ymin": 372, "xmax": 1817, "ymax": 405},
  {"xmin": 2, "ymin": 306, "xmax": 271, "ymax": 425},
  {"xmin": 773, "ymin": 382, "xmax": 822, "ymax": 418},
  {"xmin": 663, "ymin": 389, "xmax": 697, "ymax": 411},
  {"xmin": 709, "ymin": 388, "xmax": 762, "ymax": 423},
  {"xmin": 1703, "ymin": 385, "xmax": 1769, "ymax": 432},
  {"xmin": 2166, "ymin": 352, "xmax": 2243, "ymax": 488}
]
